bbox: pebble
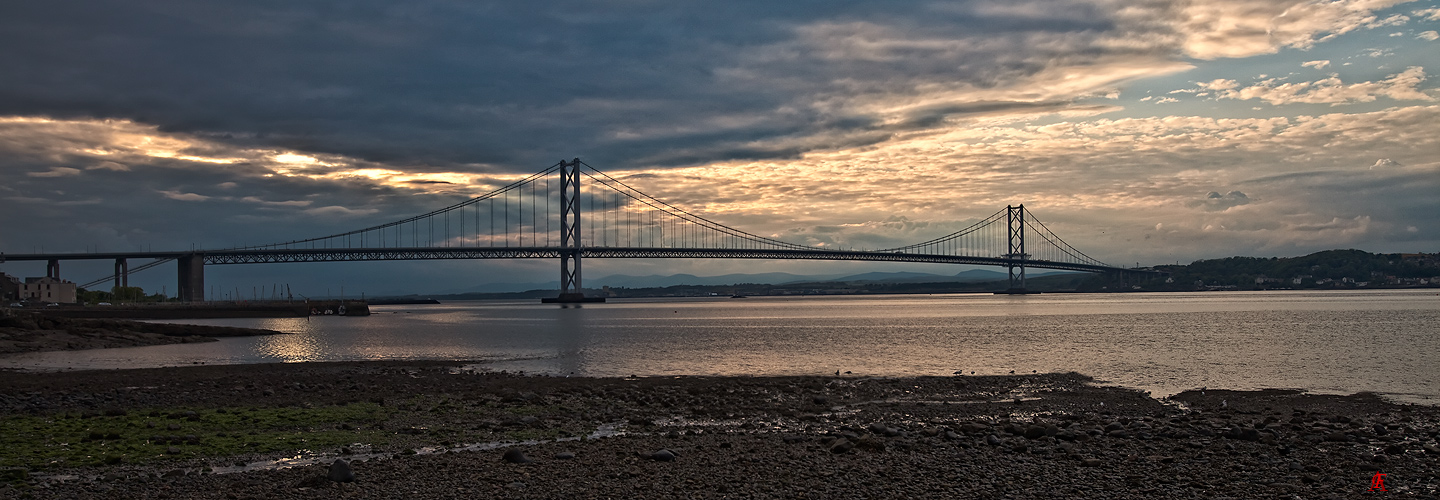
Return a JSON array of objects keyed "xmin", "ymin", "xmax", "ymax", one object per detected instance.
[
  {"xmin": 649, "ymin": 449, "xmax": 677, "ymax": 461},
  {"xmin": 502, "ymin": 449, "xmax": 532, "ymax": 464},
  {"xmin": 328, "ymin": 459, "xmax": 355, "ymax": 482}
]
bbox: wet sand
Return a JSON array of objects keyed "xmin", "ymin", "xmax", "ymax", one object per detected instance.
[{"xmin": 1, "ymin": 360, "xmax": 1437, "ymax": 499}]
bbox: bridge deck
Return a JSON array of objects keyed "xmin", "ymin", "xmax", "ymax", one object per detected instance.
[{"xmin": 3, "ymin": 247, "xmax": 1147, "ymax": 274}]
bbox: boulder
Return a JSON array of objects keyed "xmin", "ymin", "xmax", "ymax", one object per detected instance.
[{"xmin": 328, "ymin": 459, "xmax": 355, "ymax": 483}]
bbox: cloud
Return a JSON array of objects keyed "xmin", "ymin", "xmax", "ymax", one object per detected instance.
[
  {"xmin": 303, "ymin": 206, "xmax": 381, "ymax": 217},
  {"xmin": 86, "ymin": 161, "xmax": 130, "ymax": 171},
  {"xmin": 241, "ymin": 196, "xmax": 312, "ymax": 208},
  {"xmin": 1188, "ymin": 190, "xmax": 1251, "ymax": 211},
  {"xmin": 1420, "ymin": 30, "xmax": 1440, "ymax": 40},
  {"xmin": 0, "ymin": 1, "xmax": 1436, "ymax": 293},
  {"xmin": 0, "ymin": 0, "xmax": 1417, "ymax": 173},
  {"xmin": 1208, "ymin": 67, "xmax": 1434, "ymax": 106},
  {"xmin": 26, "ymin": 167, "xmax": 81, "ymax": 177},
  {"xmin": 1302, "ymin": 60, "xmax": 1331, "ymax": 69},
  {"xmin": 1370, "ymin": 158, "xmax": 1402, "ymax": 169},
  {"xmin": 1414, "ymin": 7, "xmax": 1440, "ymax": 21},
  {"xmin": 158, "ymin": 190, "xmax": 211, "ymax": 202},
  {"xmin": 1175, "ymin": 0, "xmax": 1419, "ymax": 59}
]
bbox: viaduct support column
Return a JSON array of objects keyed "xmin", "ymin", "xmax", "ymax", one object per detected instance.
[
  {"xmin": 113, "ymin": 258, "xmax": 128, "ymax": 291},
  {"xmin": 46, "ymin": 259, "xmax": 59, "ymax": 279},
  {"xmin": 177, "ymin": 254, "xmax": 205, "ymax": 302}
]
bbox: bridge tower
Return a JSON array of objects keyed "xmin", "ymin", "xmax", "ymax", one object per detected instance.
[
  {"xmin": 177, "ymin": 253, "xmax": 205, "ymax": 302},
  {"xmin": 999, "ymin": 204, "xmax": 1036, "ymax": 294},
  {"xmin": 544, "ymin": 158, "xmax": 604, "ymax": 303}
]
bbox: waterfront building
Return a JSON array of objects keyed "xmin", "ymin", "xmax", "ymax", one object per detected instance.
[
  {"xmin": 0, "ymin": 273, "xmax": 19, "ymax": 302},
  {"xmin": 20, "ymin": 276, "xmax": 77, "ymax": 304}
]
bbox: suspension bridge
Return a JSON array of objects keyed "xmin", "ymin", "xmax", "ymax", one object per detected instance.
[{"xmin": 2, "ymin": 159, "xmax": 1146, "ymax": 302}]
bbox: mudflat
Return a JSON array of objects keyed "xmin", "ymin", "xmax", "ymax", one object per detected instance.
[
  {"xmin": 0, "ymin": 313, "xmax": 283, "ymax": 354},
  {"xmin": 1, "ymin": 361, "xmax": 1436, "ymax": 499}
]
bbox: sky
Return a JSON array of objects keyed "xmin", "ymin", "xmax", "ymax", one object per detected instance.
[{"xmin": 1, "ymin": 0, "xmax": 1437, "ymax": 297}]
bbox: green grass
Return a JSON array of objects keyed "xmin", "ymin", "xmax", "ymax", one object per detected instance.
[{"xmin": 0, "ymin": 403, "xmax": 393, "ymax": 469}]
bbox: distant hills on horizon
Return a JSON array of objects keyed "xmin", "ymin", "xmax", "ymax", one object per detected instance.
[{"xmin": 425, "ymin": 268, "xmax": 1080, "ymax": 296}]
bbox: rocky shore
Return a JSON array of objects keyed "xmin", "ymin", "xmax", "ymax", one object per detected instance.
[
  {"xmin": 0, "ymin": 361, "xmax": 1436, "ymax": 499},
  {"xmin": 0, "ymin": 313, "xmax": 284, "ymax": 354}
]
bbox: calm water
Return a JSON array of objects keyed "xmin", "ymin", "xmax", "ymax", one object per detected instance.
[{"xmin": 3, "ymin": 290, "xmax": 1437, "ymax": 403}]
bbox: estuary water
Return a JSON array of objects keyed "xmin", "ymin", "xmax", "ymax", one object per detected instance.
[{"xmin": 2, "ymin": 290, "xmax": 1437, "ymax": 403}]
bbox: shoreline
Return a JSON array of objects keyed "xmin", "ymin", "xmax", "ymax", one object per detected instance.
[
  {"xmin": 2, "ymin": 361, "xmax": 1438, "ymax": 499},
  {"xmin": 0, "ymin": 313, "xmax": 285, "ymax": 355}
]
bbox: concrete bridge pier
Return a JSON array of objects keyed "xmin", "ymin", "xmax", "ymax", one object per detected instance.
[
  {"xmin": 113, "ymin": 258, "xmax": 128, "ymax": 290},
  {"xmin": 46, "ymin": 259, "xmax": 59, "ymax": 279},
  {"xmin": 177, "ymin": 254, "xmax": 205, "ymax": 302}
]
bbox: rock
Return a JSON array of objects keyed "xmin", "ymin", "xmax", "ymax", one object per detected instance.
[
  {"xmin": 1269, "ymin": 483, "xmax": 1298, "ymax": 492},
  {"xmin": 812, "ymin": 396, "xmax": 829, "ymax": 405},
  {"xmin": 1081, "ymin": 458, "xmax": 1103, "ymax": 467},
  {"xmin": 1239, "ymin": 428, "xmax": 1260, "ymax": 441},
  {"xmin": 1383, "ymin": 444, "xmax": 1405, "ymax": 455},
  {"xmin": 162, "ymin": 469, "xmax": 186, "ymax": 478},
  {"xmin": 507, "ymin": 481, "xmax": 527, "ymax": 489},
  {"xmin": 649, "ymin": 449, "xmax": 677, "ymax": 461},
  {"xmin": 1324, "ymin": 431, "xmax": 1349, "ymax": 443},
  {"xmin": 830, "ymin": 439, "xmax": 855, "ymax": 454},
  {"xmin": 293, "ymin": 475, "xmax": 329, "ymax": 489},
  {"xmin": 1024, "ymin": 425, "xmax": 1046, "ymax": 440},
  {"xmin": 166, "ymin": 446, "xmax": 181, "ymax": 455},
  {"xmin": 328, "ymin": 459, "xmax": 355, "ymax": 483},
  {"xmin": 502, "ymin": 449, "xmax": 532, "ymax": 464},
  {"xmin": 986, "ymin": 434, "xmax": 1002, "ymax": 446},
  {"xmin": 554, "ymin": 452, "xmax": 575, "ymax": 460},
  {"xmin": 856, "ymin": 436, "xmax": 886, "ymax": 451}
]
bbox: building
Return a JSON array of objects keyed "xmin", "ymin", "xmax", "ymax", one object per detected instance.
[
  {"xmin": 20, "ymin": 276, "xmax": 77, "ymax": 304},
  {"xmin": 0, "ymin": 273, "xmax": 19, "ymax": 302}
]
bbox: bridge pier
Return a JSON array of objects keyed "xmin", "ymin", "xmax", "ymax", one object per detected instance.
[
  {"xmin": 46, "ymin": 259, "xmax": 59, "ymax": 279},
  {"xmin": 113, "ymin": 258, "xmax": 128, "ymax": 291},
  {"xmin": 177, "ymin": 253, "xmax": 204, "ymax": 302}
]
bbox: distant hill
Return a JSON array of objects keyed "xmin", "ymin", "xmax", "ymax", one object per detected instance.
[
  {"xmin": 1082, "ymin": 249, "xmax": 1439, "ymax": 291},
  {"xmin": 430, "ymin": 269, "xmax": 1080, "ymax": 295}
]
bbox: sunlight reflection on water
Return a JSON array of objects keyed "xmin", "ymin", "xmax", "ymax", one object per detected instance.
[{"xmin": 1, "ymin": 290, "xmax": 1437, "ymax": 403}]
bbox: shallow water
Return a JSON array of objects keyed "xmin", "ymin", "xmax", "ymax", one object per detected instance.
[{"xmin": 2, "ymin": 289, "xmax": 1437, "ymax": 403}]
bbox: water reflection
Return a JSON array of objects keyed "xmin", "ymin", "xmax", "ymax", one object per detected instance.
[
  {"xmin": 0, "ymin": 291, "xmax": 1437, "ymax": 403},
  {"xmin": 255, "ymin": 331, "xmax": 324, "ymax": 362}
]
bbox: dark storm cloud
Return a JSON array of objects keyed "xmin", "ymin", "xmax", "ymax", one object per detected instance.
[{"xmin": 0, "ymin": 0, "xmax": 1143, "ymax": 171}]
